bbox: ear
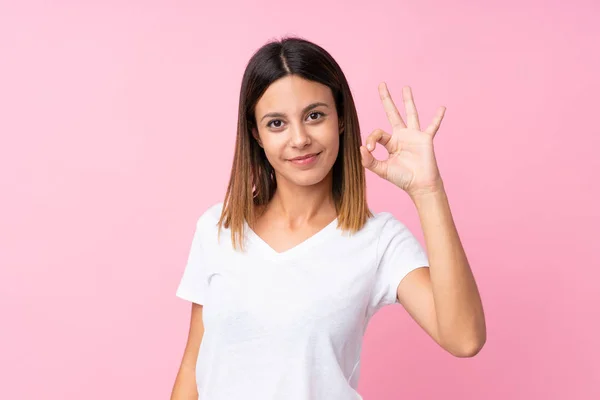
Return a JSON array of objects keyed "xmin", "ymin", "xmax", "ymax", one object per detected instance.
[
  {"xmin": 339, "ymin": 120, "xmax": 345, "ymax": 135},
  {"xmin": 252, "ymin": 127, "xmax": 263, "ymax": 148}
]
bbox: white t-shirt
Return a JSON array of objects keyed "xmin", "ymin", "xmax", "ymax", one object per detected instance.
[{"xmin": 176, "ymin": 202, "xmax": 429, "ymax": 400}]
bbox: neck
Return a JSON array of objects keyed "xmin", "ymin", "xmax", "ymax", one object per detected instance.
[{"xmin": 267, "ymin": 172, "xmax": 336, "ymax": 226}]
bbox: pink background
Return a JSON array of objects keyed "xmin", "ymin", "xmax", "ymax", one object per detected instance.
[{"xmin": 1, "ymin": 1, "xmax": 598, "ymax": 399}]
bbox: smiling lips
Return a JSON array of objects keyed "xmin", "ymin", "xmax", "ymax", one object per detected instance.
[{"xmin": 288, "ymin": 152, "xmax": 321, "ymax": 165}]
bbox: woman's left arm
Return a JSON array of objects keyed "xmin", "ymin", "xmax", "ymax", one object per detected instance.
[
  {"xmin": 400, "ymin": 184, "xmax": 486, "ymax": 357},
  {"xmin": 360, "ymin": 83, "xmax": 486, "ymax": 357}
]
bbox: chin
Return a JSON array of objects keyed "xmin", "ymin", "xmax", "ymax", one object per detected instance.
[
  {"xmin": 287, "ymin": 171, "xmax": 331, "ymax": 186},
  {"xmin": 281, "ymin": 169, "xmax": 331, "ymax": 187},
  {"xmin": 293, "ymin": 177, "xmax": 326, "ymax": 187}
]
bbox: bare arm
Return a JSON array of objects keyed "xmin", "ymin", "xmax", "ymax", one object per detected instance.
[
  {"xmin": 361, "ymin": 84, "xmax": 485, "ymax": 357},
  {"xmin": 171, "ymin": 303, "xmax": 204, "ymax": 399},
  {"xmin": 397, "ymin": 186, "xmax": 486, "ymax": 358}
]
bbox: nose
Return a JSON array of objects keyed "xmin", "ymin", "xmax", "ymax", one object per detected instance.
[{"xmin": 290, "ymin": 124, "xmax": 311, "ymax": 148}]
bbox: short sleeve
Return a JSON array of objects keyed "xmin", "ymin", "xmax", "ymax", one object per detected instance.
[
  {"xmin": 176, "ymin": 217, "xmax": 209, "ymax": 305},
  {"xmin": 369, "ymin": 214, "xmax": 429, "ymax": 314}
]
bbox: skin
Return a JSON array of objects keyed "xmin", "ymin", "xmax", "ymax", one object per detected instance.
[
  {"xmin": 172, "ymin": 76, "xmax": 486, "ymax": 398},
  {"xmin": 361, "ymin": 83, "xmax": 486, "ymax": 357},
  {"xmin": 249, "ymin": 75, "xmax": 343, "ymax": 253},
  {"xmin": 171, "ymin": 303, "xmax": 203, "ymax": 399}
]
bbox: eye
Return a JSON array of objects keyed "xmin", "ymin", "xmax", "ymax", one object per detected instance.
[
  {"xmin": 307, "ymin": 111, "xmax": 324, "ymax": 121},
  {"xmin": 267, "ymin": 119, "xmax": 284, "ymax": 129}
]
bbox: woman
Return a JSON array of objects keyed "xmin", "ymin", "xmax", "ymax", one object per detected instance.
[{"xmin": 171, "ymin": 37, "xmax": 486, "ymax": 400}]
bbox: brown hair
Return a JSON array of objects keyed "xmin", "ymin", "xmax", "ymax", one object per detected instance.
[{"xmin": 218, "ymin": 36, "xmax": 371, "ymax": 250}]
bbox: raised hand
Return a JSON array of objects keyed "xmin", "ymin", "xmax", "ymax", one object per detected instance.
[{"xmin": 360, "ymin": 83, "xmax": 446, "ymax": 198}]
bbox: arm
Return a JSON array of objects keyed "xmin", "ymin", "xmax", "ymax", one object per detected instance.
[
  {"xmin": 397, "ymin": 185, "xmax": 486, "ymax": 357},
  {"xmin": 171, "ymin": 303, "xmax": 204, "ymax": 399},
  {"xmin": 361, "ymin": 83, "xmax": 486, "ymax": 357}
]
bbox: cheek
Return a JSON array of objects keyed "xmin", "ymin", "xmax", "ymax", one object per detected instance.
[
  {"xmin": 260, "ymin": 138, "xmax": 285, "ymax": 164},
  {"xmin": 324, "ymin": 129, "xmax": 340, "ymax": 155}
]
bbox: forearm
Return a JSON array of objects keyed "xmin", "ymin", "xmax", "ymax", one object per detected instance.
[
  {"xmin": 171, "ymin": 363, "xmax": 198, "ymax": 400},
  {"xmin": 412, "ymin": 183, "xmax": 486, "ymax": 356}
]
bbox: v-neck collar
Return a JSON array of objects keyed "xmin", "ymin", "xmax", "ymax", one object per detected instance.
[{"xmin": 244, "ymin": 217, "xmax": 339, "ymax": 262}]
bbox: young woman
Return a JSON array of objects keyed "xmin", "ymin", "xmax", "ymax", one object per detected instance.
[{"xmin": 171, "ymin": 37, "xmax": 486, "ymax": 400}]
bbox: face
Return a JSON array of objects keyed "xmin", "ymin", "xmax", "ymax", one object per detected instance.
[{"xmin": 252, "ymin": 75, "xmax": 341, "ymax": 188}]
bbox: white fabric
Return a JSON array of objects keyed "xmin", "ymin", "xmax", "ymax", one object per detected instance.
[{"xmin": 176, "ymin": 202, "xmax": 429, "ymax": 400}]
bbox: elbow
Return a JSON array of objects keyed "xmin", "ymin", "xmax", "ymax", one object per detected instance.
[
  {"xmin": 450, "ymin": 337, "xmax": 486, "ymax": 358},
  {"xmin": 443, "ymin": 330, "xmax": 487, "ymax": 358}
]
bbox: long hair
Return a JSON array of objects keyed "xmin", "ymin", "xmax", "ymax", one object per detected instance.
[{"xmin": 218, "ymin": 36, "xmax": 372, "ymax": 250}]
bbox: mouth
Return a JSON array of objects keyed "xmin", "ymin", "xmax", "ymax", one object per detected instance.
[{"xmin": 288, "ymin": 152, "xmax": 321, "ymax": 165}]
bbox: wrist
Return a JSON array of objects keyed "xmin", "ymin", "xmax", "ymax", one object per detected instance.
[{"xmin": 408, "ymin": 179, "xmax": 446, "ymax": 202}]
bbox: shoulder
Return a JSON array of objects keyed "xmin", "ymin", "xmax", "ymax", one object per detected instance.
[
  {"xmin": 195, "ymin": 201, "xmax": 224, "ymax": 232},
  {"xmin": 365, "ymin": 209, "xmax": 409, "ymax": 234},
  {"xmin": 364, "ymin": 210, "xmax": 418, "ymax": 254}
]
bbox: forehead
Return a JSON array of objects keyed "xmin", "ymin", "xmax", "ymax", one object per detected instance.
[{"xmin": 255, "ymin": 75, "xmax": 333, "ymax": 114}]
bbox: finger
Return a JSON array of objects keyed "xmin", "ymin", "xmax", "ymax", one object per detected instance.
[
  {"xmin": 360, "ymin": 145, "xmax": 387, "ymax": 179},
  {"xmin": 425, "ymin": 106, "xmax": 446, "ymax": 137},
  {"xmin": 365, "ymin": 128, "xmax": 393, "ymax": 153},
  {"xmin": 402, "ymin": 86, "xmax": 420, "ymax": 131},
  {"xmin": 378, "ymin": 82, "xmax": 406, "ymax": 129}
]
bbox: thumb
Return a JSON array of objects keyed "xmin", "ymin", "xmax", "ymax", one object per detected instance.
[{"xmin": 360, "ymin": 145, "xmax": 387, "ymax": 179}]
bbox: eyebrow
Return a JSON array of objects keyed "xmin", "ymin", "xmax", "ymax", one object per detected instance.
[{"xmin": 259, "ymin": 102, "xmax": 330, "ymax": 122}]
